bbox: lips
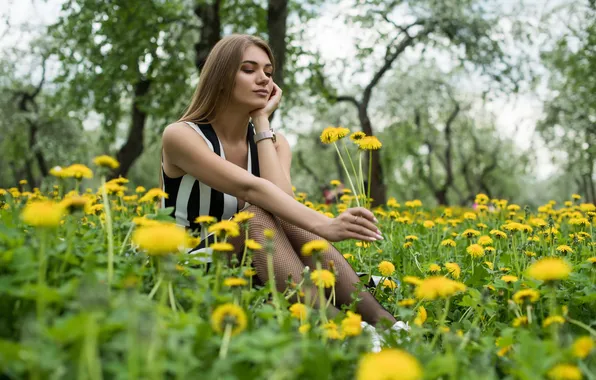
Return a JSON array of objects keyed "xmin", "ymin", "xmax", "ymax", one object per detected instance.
[{"xmin": 254, "ymin": 90, "xmax": 269, "ymax": 96}]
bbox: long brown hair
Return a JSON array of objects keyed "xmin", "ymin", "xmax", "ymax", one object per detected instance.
[{"xmin": 179, "ymin": 34, "xmax": 275, "ymax": 124}]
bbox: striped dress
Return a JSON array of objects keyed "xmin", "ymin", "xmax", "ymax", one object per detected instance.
[{"xmin": 161, "ymin": 121, "xmax": 260, "ymax": 262}]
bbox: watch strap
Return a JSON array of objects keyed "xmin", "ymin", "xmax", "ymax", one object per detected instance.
[{"xmin": 254, "ymin": 129, "xmax": 276, "ymax": 143}]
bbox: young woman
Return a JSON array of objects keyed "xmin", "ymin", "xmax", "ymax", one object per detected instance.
[{"xmin": 161, "ymin": 34, "xmax": 406, "ymax": 333}]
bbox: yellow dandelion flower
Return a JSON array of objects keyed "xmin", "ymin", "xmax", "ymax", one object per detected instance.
[
  {"xmin": 444, "ymin": 262, "xmax": 461, "ymax": 279},
  {"xmin": 500, "ymin": 275, "xmax": 519, "ymax": 283},
  {"xmin": 93, "ymin": 155, "xmax": 120, "ymax": 169},
  {"xmin": 357, "ymin": 136, "xmax": 382, "ymax": 150},
  {"xmin": 556, "ymin": 245, "xmax": 573, "ymax": 254},
  {"xmin": 135, "ymin": 186, "xmax": 146, "ymax": 193},
  {"xmin": 330, "ymin": 179, "xmax": 342, "ymax": 187},
  {"xmin": 289, "ymin": 303, "xmax": 308, "ymax": 320},
  {"xmin": 139, "ymin": 188, "xmax": 169, "ymax": 203},
  {"xmin": 208, "ymin": 220, "xmax": 240, "ymax": 237},
  {"xmin": 490, "ymin": 229, "xmax": 508, "ymax": 239},
  {"xmin": 543, "ymin": 315, "xmax": 565, "ymax": 328},
  {"xmin": 428, "ymin": 263, "xmax": 441, "ymax": 273},
  {"xmin": 403, "ymin": 241, "xmax": 413, "ymax": 249},
  {"xmin": 264, "ymin": 229, "xmax": 275, "ymax": 239},
  {"xmin": 547, "ymin": 364, "xmax": 582, "ymax": 380},
  {"xmin": 415, "ymin": 277, "xmax": 466, "ymax": 300},
  {"xmin": 512, "ymin": 316, "xmax": 528, "ymax": 327},
  {"xmin": 299, "ymin": 324, "xmax": 310, "ymax": 334},
  {"xmin": 232, "ymin": 211, "xmax": 255, "ymax": 223},
  {"xmin": 378, "ymin": 261, "xmax": 395, "ymax": 276},
  {"xmin": 527, "ymin": 257, "xmax": 572, "ymax": 282},
  {"xmin": 513, "ymin": 289, "xmax": 539, "ymax": 304},
  {"xmin": 571, "ymin": 194, "xmax": 581, "ymax": 200},
  {"xmin": 322, "ymin": 321, "xmax": 344, "ymax": 340},
  {"xmin": 462, "ymin": 229, "xmax": 481, "ymax": 238},
  {"xmin": 195, "ymin": 215, "xmax": 217, "ymax": 224},
  {"xmin": 320, "ymin": 127, "xmax": 339, "ymax": 144},
  {"xmin": 341, "ymin": 311, "xmax": 363, "ymax": 337},
  {"xmin": 224, "ymin": 277, "xmax": 247, "ymax": 287},
  {"xmin": 572, "ymin": 336, "xmax": 594, "ymax": 359},
  {"xmin": 398, "ymin": 298, "xmax": 416, "ymax": 307},
  {"xmin": 301, "ymin": 240, "xmax": 329, "ymax": 256},
  {"xmin": 484, "ymin": 261, "xmax": 494, "ymax": 270},
  {"xmin": 343, "ymin": 253, "xmax": 354, "ymax": 260},
  {"xmin": 466, "ymin": 244, "xmax": 485, "ymax": 258},
  {"xmin": 463, "ymin": 212, "xmax": 477, "ymax": 220},
  {"xmin": 475, "ymin": 193, "xmax": 489, "ymax": 204},
  {"xmin": 350, "ymin": 131, "xmax": 366, "ymax": 142},
  {"xmin": 209, "ymin": 242, "xmax": 235, "ymax": 252},
  {"xmin": 311, "ymin": 269, "xmax": 335, "ymax": 288},
  {"xmin": 382, "ymin": 279, "xmax": 398, "ymax": 289},
  {"xmin": 441, "ymin": 239, "xmax": 456, "ymax": 247},
  {"xmin": 356, "ymin": 349, "xmax": 422, "ymax": 380},
  {"xmin": 405, "ymin": 235, "xmax": 419, "ymax": 241},
  {"xmin": 211, "ymin": 303, "xmax": 247, "ymax": 336},
  {"xmin": 21, "ymin": 201, "xmax": 65, "ymax": 228},
  {"xmin": 497, "ymin": 345, "xmax": 513, "ymax": 357},
  {"xmin": 414, "ymin": 305, "xmax": 427, "ymax": 326},
  {"xmin": 59, "ymin": 196, "xmax": 90, "ymax": 214},
  {"xmin": 132, "ymin": 223, "xmax": 189, "ymax": 255},
  {"xmin": 245, "ymin": 239, "xmax": 262, "ymax": 250},
  {"xmin": 63, "ymin": 164, "xmax": 93, "ymax": 179},
  {"xmin": 477, "ymin": 235, "xmax": 493, "ymax": 246},
  {"xmin": 423, "ymin": 220, "xmax": 435, "ymax": 228},
  {"xmin": 403, "ymin": 276, "xmax": 423, "ymax": 286},
  {"xmin": 243, "ymin": 268, "xmax": 256, "ymax": 277}
]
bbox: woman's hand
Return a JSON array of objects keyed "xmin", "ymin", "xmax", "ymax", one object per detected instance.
[
  {"xmin": 317, "ymin": 207, "xmax": 383, "ymax": 243},
  {"xmin": 250, "ymin": 82, "xmax": 282, "ymax": 120}
]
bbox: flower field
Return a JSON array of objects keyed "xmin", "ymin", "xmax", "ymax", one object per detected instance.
[{"xmin": 0, "ymin": 159, "xmax": 595, "ymax": 379}]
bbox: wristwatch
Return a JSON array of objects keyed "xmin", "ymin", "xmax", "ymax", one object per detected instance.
[{"xmin": 254, "ymin": 129, "xmax": 276, "ymax": 144}]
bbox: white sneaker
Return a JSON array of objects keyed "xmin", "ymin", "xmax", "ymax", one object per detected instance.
[
  {"xmin": 361, "ymin": 321, "xmax": 383, "ymax": 352},
  {"xmin": 361, "ymin": 320, "xmax": 410, "ymax": 352}
]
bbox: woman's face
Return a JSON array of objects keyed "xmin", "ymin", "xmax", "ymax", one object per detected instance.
[{"xmin": 231, "ymin": 45, "xmax": 274, "ymax": 110}]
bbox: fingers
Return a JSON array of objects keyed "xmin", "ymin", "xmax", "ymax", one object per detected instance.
[
  {"xmin": 346, "ymin": 223, "xmax": 382, "ymax": 241},
  {"xmin": 349, "ymin": 207, "xmax": 378, "ymax": 223}
]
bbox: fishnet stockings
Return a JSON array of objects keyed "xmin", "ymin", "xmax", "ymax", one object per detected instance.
[{"xmin": 228, "ymin": 206, "xmax": 396, "ymax": 326}]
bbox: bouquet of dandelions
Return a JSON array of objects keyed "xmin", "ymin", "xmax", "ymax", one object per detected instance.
[{"xmin": 320, "ymin": 126, "xmax": 382, "ymax": 209}]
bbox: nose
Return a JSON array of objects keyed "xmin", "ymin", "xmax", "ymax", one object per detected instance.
[{"xmin": 256, "ymin": 71, "xmax": 270, "ymax": 85}]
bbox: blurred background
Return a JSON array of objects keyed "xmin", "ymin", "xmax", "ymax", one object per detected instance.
[{"xmin": 0, "ymin": 0, "xmax": 594, "ymax": 207}]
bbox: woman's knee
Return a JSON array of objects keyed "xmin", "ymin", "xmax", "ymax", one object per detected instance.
[{"xmin": 244, "ymin": 205, "xmax": 277, "ymax": 229}]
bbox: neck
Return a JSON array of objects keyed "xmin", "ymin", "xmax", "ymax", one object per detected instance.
[{"xmin": 211, "ymin": 105, "xmax": 251, "ymax": 143}]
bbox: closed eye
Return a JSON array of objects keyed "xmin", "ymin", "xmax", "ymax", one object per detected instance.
[{"xmin": 242, "ymin": 69, "xmax": 273, "ymax": 77}]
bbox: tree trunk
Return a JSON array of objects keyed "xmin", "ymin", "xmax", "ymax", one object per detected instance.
[
  {"xmin": 113, "ymin": 78, "xmax": 151, "ymax": 179},
  {"xmin": 435, "ymin": 189, "xmax": 448, "ymax": 205},
  {"xmin": 358, "ymin": 106, "xmax": 385, "ymax": 206},
  {"xmin": 267, "ymin": 0, "xmax": 288, "ymax": 90},
  {"xmin": 194, "ymin": 0, "xmax": 222, "ymax": 72}
]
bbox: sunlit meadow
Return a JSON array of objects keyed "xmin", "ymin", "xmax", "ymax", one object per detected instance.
[{"xmin": 0, "ymin": 133, "xmax": 595, "ymax": 380}]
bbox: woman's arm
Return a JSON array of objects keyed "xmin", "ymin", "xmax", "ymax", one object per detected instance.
[
  {"xmin": 252, "ymin": 115, "xmax": 293, "ymax": 196},
  {"xmin": 162, "ymin": 122, "xmax": 382, "ymax": 242}
]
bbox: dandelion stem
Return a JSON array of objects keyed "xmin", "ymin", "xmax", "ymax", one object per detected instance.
[
  {"xmin": 566, "ymin": 317, "xmax": 596, "ymax": 337},
  {"xmin": 168, "ymin": 281, "xmax": 177, "ymax": 313},
  {"xmin": 367, "ymin": 150, "xmax": 372, "ymax": 208},
  {"xmin": 37, "ymin": 229, "xmax": 48, "ymax": 325},
  {"xmin": 430, "ymin": 297, "xmax": 451, "ymax": 350},
  {"xmin": 266, "ymin": 244, "xmax": 284, "ymax": 325},
  {"xmin": 333, "ymin": 142, "xmax": 360, "ymax": 207},
  {"xmin": 100, "ymin": 176, "xmax": 115, "ymax": 289},
  {"xmin": 219, "ymin": 323, "xmax": 233, "ymax": 359}
]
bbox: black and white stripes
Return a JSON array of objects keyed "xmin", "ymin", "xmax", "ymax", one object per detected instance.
[{"xmin": 161, "ymin": 121, "xmax": 260, "ymax": 261}]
